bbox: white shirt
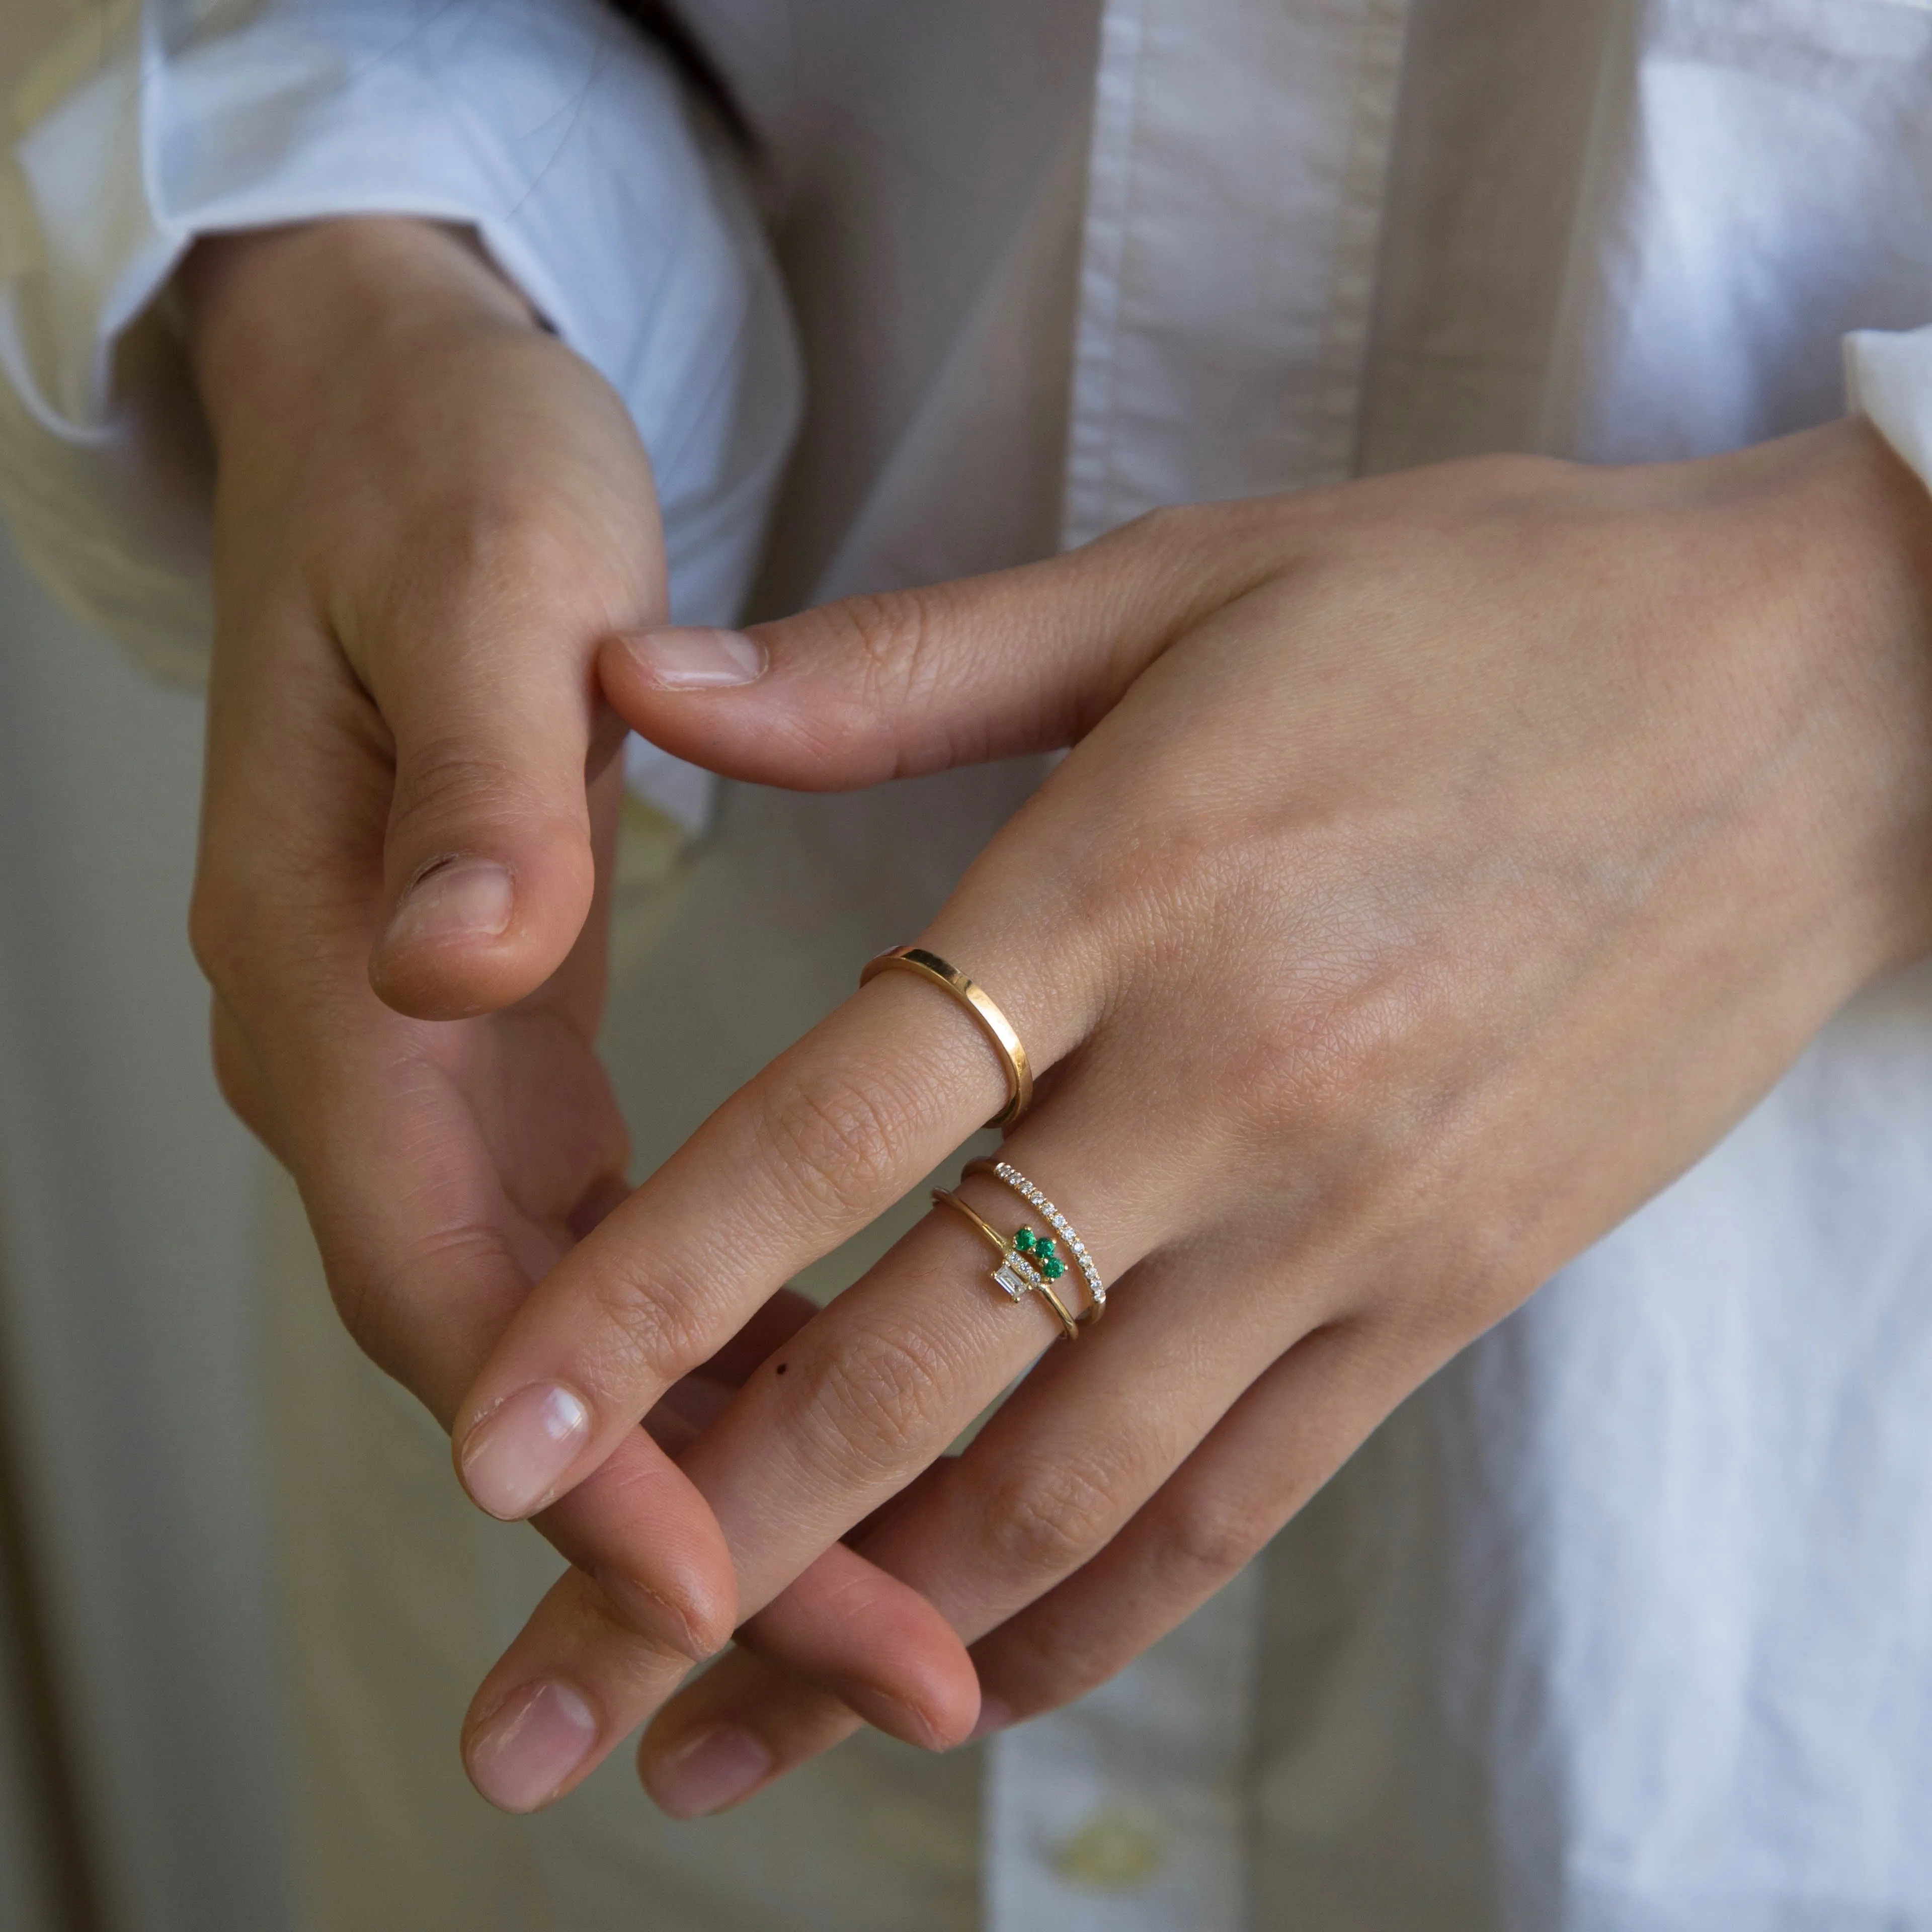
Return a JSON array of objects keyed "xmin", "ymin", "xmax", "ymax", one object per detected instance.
[{"xmin": 7, "ymin": 2, "xmax": 1932, "ymax": 1926}]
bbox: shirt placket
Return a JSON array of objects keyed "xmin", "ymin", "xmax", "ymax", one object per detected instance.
[
  {"xmin": 984, "ymin": 1563, "xmax": 1266, "ymax": 1932},
  {"xmin": 1001, "ymin": 0, "xmax": 1412, "ymax": 1925},
  {"xmin": 1062, "ymin": 0, "xmax": 1413, "ymax": 548}
]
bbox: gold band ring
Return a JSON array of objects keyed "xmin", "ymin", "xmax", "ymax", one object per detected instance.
[
  {"xmin": 931, "ymin": 1188, "xmax": 1079, "ymax": 1340},
  {"xmin": 860, "ymin": 946, "xmax": 1033, "ymax": 1130},
  {"xmin": 963, "ymin": 1159, "xmax": 1105, "ymax": 1324}
]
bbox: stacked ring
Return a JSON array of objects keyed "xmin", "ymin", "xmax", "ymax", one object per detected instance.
[
  {"xmin": 963, "ymin": 1159, "xmax": 1105, "ymax": 1324},
  {"xmin": 930, "ymin": 1189, "xmax": 1080, "ymax": 1341},
  {"xmin": 860, "ymin": 946, "xmax": 1033, "ymax": 1130}
]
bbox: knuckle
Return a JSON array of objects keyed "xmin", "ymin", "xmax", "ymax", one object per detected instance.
[
  {"xmin": 1198, "ymin": 916, "xmax": 1437, "ymax": 1160},
  {"xmin": 1264, "ymin": 966, "xmax": 1434, "ymax": 1134},
  {"xmin": 206, "ymin": 1003, "xmax": 271, "ymax": 1142},
  {"xmin": 456, "ymin": 499, "xmax": 585, "ymax": 595},
  {"xmin": 979, "ymin": 1595, "xmax": 1130, "ymax": 1719},
  {"xmin": 363, "ymin": 1217, "xmax": 529, "ymax": 1365},
  {"xmin": 187, "ymin": 872, "xmax": 252, "ymax": 996},
  {"xmin": 388, "ymin": 735, "xmax": 557, "ymax": 844},
  {"xmin": 1459, "ymin": 448, "xmax": 1570, "ymax": 499},
  {"xmin": 797, "ymin": 1321, "xmax": 955, "ymax": 1477},
  {"xmin": 323, "ymin": 1234, "xmax": 461, "ymax": 1381},
  {"xmin": 755, "ymin": 1064, "xmax": 919, "ymax": 1225},
  {"xmin": 186, "ymin": 892, "xmax": 229, "ymax": 991},
  {"xmin": 1109, "ymin": 500, "xmax": 1275, "ymax": 611},
  {"xmin": 1149, "ymin": 1488, "xmax": 1276, "ymax": 1592},
  {"xmin": 394, "ymin": 494, "xmax": 619, "ymax": 631},
  {"xmin": 978, "ymin": 1452, "xmax": 1123, "ymax": 1584},
  {"xmin": 1120, "ymin": 501, "xmax": 1213, "ymax": 557},
  {"xmin": 329, "ymin": 1279, "xmax": 403, "ymax": 1378},
  {"xmin": 817, "ymin": 589, "xmax": 939, "ymax": 710},
  {"xmin": 576, "ymin": 1254, "xmax": 718, "ymax": 1393}
]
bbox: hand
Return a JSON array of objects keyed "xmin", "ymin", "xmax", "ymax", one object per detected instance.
[
  {"xmin": 445, "ymin": 420, "xmax": 1932, "ymax": 1815},
  {"xmin": 181, "ymin": 218, "xmax": 974, "ymax": 1802}
]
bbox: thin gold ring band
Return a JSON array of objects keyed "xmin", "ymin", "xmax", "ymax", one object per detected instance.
[
  {"xmin": 860, "ymin": 945, "xmax": 1033, "ymax": 1130},
  {"xmin": 931, "ymin": 1188, "xmax": 1079, "ymax": 1340}
]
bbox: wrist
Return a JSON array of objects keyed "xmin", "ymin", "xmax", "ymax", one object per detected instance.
[
  {"xmin": 1733, "ymin": 417, "xmax": 1932, "ymax": 985},
  {"xmin": 181, "ymin": 217, "xmax": 539, "ymax": 443}
]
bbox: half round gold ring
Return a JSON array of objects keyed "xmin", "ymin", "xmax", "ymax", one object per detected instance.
[{"xmin": 860, "ymin": 945, "xmax": 1033, "ymax": 1130}]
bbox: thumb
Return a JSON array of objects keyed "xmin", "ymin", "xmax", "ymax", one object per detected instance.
[
  {"xmin": 598, "ymin": 508, "xmax": 1263, "ymax": 791},
  {"xmin": 369, "ymin": 634, "xmax": 617, "ymax": 1021}
]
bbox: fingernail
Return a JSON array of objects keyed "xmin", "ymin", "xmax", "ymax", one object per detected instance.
[
  {"xmin": 643, "ymin": 1725, "xmax": 773, "ymax": 1818},
  {"xmin": 969, "ymin": 1698, "xmax": 1015, "ymax": 1741},
  {"xmin": 466, "ymin": 1679, "xmax": 599, "ymax": 1812},
  {"xmin": 620, "ymin": 626, "xmax": 766, "ymax": 689},
  {"xmin": 458, "ymin": 1383, "xmax": 592, "ymax": 1520},
  {"xmin": 388, "ymin": 857, "xmax": 514, "ymax": 947}
]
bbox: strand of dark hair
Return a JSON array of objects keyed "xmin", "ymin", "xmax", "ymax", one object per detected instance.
[{"xmin": 601, "ymin": 1, "xmax": 756, "ymax": 150}]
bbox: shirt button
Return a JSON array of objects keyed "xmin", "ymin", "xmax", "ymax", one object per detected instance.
[{"xmin": 1048, "ymin": 1807, "xmax": 1165, "ymax": 1892}]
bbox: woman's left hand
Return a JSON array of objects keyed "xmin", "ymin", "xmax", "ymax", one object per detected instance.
[{"xmin": 451, "ymin": 419, "xmax": 1932, "ymax": 1816}]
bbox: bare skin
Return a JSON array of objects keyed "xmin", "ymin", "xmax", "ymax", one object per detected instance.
[{"xmin": 185, "ymin": 214, "xmax": 1932, "ymax": 1820}]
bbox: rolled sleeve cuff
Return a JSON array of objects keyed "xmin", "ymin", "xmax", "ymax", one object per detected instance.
[
  {"xmin": 1846, "ymin": 322, "xmax": 1932, "ymax": 496},
  {"xmin": 0, "ymin": 0, "xmax": 799, "ymax": 687}
]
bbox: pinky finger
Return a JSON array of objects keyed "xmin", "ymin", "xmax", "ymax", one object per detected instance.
[{"xmin": 968, "ymin": 1319, "xmax": 1388, "ymax": 1728}]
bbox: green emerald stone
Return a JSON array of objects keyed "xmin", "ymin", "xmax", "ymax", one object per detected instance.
[
  {"xmin": 1036, "ymin": 1235, "xmax": 1057, "ymax": 1258},
  {"xmin": 1043, "ymin": 1257, "xmax": 1066, "ymax": 1279},
  {"xmin": 1013, "ymin": 1227, "xmax": 1035, "ymax": 1252}
]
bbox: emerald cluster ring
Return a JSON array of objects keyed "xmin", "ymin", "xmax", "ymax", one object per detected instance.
[
  {"xmin": 963, "ymin": 1160, "xmax": 1106, "ymax": 1321},
  {"xmin": 931, "ymin": 1160, "xmax": 1105, "ymax": 1342}
]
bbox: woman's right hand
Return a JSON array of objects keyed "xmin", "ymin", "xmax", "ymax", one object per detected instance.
[{"xmin": 182, "ymin": 216, "xmax": 979, "ymax": 1801}]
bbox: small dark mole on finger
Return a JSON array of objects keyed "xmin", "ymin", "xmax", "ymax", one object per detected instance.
[{"xmin": 775, "ymin": 1362, "xmax": 789, "ymax": 1376}]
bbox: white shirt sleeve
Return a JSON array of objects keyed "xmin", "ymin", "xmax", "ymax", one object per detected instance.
[
  {"xmin": 1846, "ymin": 325, "xmax": 1932, "ymax": 498},
  {"xmin": 0, "ymin": 0, "xmax": 801, "ymax": 688}
]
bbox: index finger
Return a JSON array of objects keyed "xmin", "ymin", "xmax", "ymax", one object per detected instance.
[{"xmin": 449, "ymin": 929, "xmax": 1096, "ymax": 1522}]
